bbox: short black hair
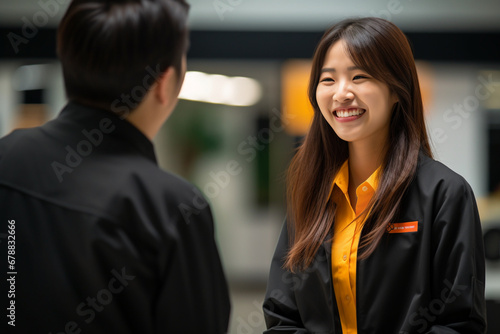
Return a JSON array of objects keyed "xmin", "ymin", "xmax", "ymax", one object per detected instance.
[{"xmin": 57, "ymin": 0, "xmax": 189, "ymax": 112}]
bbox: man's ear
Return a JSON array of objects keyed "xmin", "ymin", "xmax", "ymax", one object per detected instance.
[{"xmin": 154, "ymin": 67, "xmax": 175, "ymax": 106}]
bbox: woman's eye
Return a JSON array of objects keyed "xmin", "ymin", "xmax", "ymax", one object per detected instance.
[
  {"xmin": 320, "ymin": 77, "xmax": 334, "ymax": 83},
  {"xmin": 353, "ymin": 75, "xmax": 368, "ymax": 80}
]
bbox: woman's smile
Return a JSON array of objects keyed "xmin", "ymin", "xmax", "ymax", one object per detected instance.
[{"xmin": 333, "ymin": 107, "xmax": 366, "ymax": 122}]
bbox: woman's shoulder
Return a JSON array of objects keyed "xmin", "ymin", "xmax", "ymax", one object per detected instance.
[{"xmin": 415, "ymin": 152, "xmax": 474, "ymax": 196}]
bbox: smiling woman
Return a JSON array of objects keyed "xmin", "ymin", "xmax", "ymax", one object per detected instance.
[
  {"xmin": 316, "ymin": 40, "xmax": 397, "ymax": 150},
  {"xmin": 263, "ymin": 17, "xmax": 487, "ymax": 334},
  {"xmin": 288, "ymin": 15, "xmax": 431, "ymax": 271}
]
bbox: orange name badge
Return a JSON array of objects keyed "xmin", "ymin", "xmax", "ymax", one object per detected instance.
[{"xmin": 387, "ymin": 221, "xmax": 418, "ymax": 234}]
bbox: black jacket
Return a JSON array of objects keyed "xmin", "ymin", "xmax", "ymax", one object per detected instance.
[
  {"xmin": 263, "ymin": 154, "xmax": 486, "ymax": 333},
  {"xmin": 0, "ymin": 102, "xmax": 230, "ymax": 333}
]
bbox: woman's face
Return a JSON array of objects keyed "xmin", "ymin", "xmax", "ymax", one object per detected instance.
[{"xmin": 316, "ymin": 39, "xmax": 397, "ymax": 147}]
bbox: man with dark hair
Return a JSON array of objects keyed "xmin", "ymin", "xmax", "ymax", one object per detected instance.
[{"xmin": 0, "ymin": 0, "xmax": 231, "ymax": 333}]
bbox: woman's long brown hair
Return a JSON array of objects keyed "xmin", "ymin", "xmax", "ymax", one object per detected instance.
[{"xmin": 285, "ymin": 17, "xmax": 432, "ymax": 271}]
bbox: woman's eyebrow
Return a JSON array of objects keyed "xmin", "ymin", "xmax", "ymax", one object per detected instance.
[{"xmin": 320, "ymin": 66, "xmax": 362, "ymax": 73}]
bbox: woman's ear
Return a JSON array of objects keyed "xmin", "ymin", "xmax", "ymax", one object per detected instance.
[{"xmin": 391, "ymin": 91, "xmax": 399, "ymax": 107}]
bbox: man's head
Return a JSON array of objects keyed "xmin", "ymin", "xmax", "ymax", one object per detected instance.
[{"xmin": 57, "ymin": 0, "xmax": 189, "ymax": 114}]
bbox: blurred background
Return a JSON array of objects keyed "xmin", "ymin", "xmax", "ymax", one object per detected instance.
[{"xmin": 1, "ymin": 0, "xmax": 500, "ymax": 332}]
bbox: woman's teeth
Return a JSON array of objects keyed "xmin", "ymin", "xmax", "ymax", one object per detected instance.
[{"xmin": 336, "ymin": 109, "xmax": 365, "ymax": 118}]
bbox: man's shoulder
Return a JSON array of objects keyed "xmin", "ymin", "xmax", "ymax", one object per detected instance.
[
  {"xmin": 114, "ymin": 165, "xmax": 212, "ymax": 227},
  {"xmin": 0, "ymin": 127, "xmax": 41, "ymax": 153},
  {"xmin": 129, "ymin": 165, "xmax": 206, "ymax": 205}
]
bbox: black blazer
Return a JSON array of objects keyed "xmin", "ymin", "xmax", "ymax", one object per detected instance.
[
  {"xmin": 0, "ymin": 102, "xmax": 230, "ymax": 333},
  {"xmin": 263, "ymin": 154, "xmax": 486, "ymax": 333}
]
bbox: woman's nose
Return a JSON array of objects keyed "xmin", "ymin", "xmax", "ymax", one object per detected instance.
[{"xmin": 333, "ymin": 81, "xmax": 354, "ymax": 103}]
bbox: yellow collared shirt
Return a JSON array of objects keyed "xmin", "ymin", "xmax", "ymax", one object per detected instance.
[{"xmin": 331, "ymin": 160, "xmax": 381, "ymax": 334}]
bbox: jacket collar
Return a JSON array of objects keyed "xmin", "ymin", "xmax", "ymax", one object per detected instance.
[{"xmin": 57, "ymin": 102, "xmax": 157, "ymax": 164}]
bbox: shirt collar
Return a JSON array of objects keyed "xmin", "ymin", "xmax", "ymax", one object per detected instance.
[
  {"xmin": 57, "ymin": 102, "xmax": 157, "ymax": 163},
  {"xmin": 332, "ymin": 160, "xmax": 382, "ymax": 196},
  {"xmin": 332, "ymin": 160, "xmax": 350, "ymax": 196}
]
